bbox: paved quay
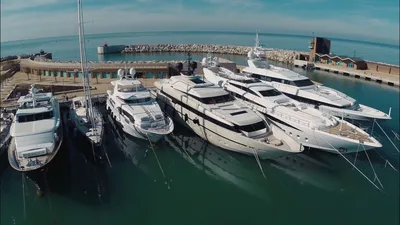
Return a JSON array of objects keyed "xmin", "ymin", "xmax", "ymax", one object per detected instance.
[
  {"xmin": 0, "ymin": 72, "xmax": 159, "ymax": 109},
  {"xmin": 314, "ymin": 63, "xmax": 400, "ymax": 87}
]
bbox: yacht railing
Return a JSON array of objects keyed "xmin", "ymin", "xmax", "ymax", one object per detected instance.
[{"xmin": 242, "ymin": 100, "xmax": 314, "ymax": 128}]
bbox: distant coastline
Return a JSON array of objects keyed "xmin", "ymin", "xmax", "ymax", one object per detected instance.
[
  {"xmin": 1, "ymin": 31, "xmax": 399, "ymax": 65},
  {"xmin": 1, "ymin": 31, "xmax": 399, "ymax": 48}
]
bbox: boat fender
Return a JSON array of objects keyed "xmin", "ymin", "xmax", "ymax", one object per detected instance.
[
  {"xmin": 184, "ymin": 114, "xmax": 188, "ymax": 122},
  {"xmin": 193, "ymin": 118, "xmax": 199, "ymax": 125}
]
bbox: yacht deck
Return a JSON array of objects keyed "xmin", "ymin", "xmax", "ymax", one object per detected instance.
[{"xmin": 323, "ymin": 122, "xmax": 372, "ymax": 143}]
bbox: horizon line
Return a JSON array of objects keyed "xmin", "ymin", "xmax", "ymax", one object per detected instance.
[{"xmin": 1, "ymin": 30, "xmax": 398, "ymax": 49}]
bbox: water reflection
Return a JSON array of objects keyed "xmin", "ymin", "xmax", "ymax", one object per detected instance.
[
  {"xmin": 163, "ymin": 125, "xmax": 270, "ymax": 199},
  {"xmin": 268, "ymin": 150, "xmax": 343, "ymax": 191}
]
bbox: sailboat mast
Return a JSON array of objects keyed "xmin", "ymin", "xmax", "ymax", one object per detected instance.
[
  {"xmin": 255, "ymin": 30, "xmax": 260, "ymax": 49},
  {"xmin": 77, "ymin": 0, "xmax": 95, "ymax": 126}
]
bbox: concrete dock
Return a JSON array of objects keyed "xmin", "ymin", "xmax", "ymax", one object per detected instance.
[{"xmin": 314, "ymin": 63, "xmax": 399, "ymax": 87}]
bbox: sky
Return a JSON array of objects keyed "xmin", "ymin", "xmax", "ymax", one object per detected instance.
[{"xmin": 0, "ymin": 0, "xmax": 399, "ymax": 44}]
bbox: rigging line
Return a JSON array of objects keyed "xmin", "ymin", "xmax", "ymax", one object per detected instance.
[
  {"xmin": 361, "ymin": 144, "xmax": 384, "ymax": 190},
  {"xmin": 103, "ymin": 145, "xmax": 113, "ymax": 168},
  {"xmin": 352, "ymin": 142, "xmax": 360, "ymax": 170},
  {"xmin": 251, "ymin": 148, "xmax": 267, "ymax": 179},
  {"xmin": 391, "ymin": 130, "xmax": 400, "ymax": 140},
  {"xmin": 374, "ymin": 120, "xmax": 399, "ymax": 153},
  {"xmin": 146, "ymin": 134, "xmax": 170, "ymax": 189},
  {"xmin": 21, "ymin": 174, "xmax": 27, "ymax": 222},
  {"xmin": 315, "ymin": 133, "xmax": 383, "ymax": 192}
]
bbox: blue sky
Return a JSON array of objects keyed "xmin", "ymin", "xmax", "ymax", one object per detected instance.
[{"xmin": 1, "ymin": 0, "xmax": 399, "ymax": 44}]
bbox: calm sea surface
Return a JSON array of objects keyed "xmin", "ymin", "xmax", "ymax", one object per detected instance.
[{"xmin": 1, "ymin": 32, "xmax": 399, "ymax": 225}]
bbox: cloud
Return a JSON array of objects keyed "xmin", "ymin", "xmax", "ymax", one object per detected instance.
[
  {"xmin": 0, "ymin": 0, "xmax": 64, "ymax": 11},
  {"xmin": 0, "ymin": 0, "xmax": 398, "ymax": 44}
]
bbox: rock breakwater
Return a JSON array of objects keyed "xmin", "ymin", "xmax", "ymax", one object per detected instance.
[{"xmin": 122, "ymin": 44, "xmax": 300, "ymax": 64}]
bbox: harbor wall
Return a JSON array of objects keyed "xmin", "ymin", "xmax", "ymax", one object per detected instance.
[
  {"xmin": 122, "ymin": 44, "xmax": 299, "ymax": 64},
  {"xmin": 97, "ymin": 45, "xmax": 126, "ymax": 54}
]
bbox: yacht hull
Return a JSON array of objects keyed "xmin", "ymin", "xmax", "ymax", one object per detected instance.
[
  {"xmin": 155, "ymin": 91, "xmax": 297, "ymax": 159},
  {"xmin": 8, "ymin": 125, "xmax": 63, "ymax": 172},
  {"xmin": 106, "ymin": 98, "xmax": 169, "ymax": 143}
]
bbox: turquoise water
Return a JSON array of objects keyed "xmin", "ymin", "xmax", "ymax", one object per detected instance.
[
  {"xmin": 1, "ymin": 32, "xmax": 399, "ymax": 225},
  {"xmin": 1, "ymin": 31, "xmax": 399, "ymax": 65}
]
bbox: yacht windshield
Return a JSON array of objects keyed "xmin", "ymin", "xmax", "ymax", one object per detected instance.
[
  {"xmin": 253, "ymin": 60, "xmax": 271, "ymax": 69},
  {"xmin": 118, "ymin": 84, "xmax": 144, "ymax": 92},
  {"xmin": 234, "ymin": 121, "xmax": 266, "ymax": 132},
  {"xmin": 258, "ymin": 89, "xmax": 282, "ymax": 97},
  {"xmin": 292, "ymin": 79, "xmax": 314, "ymax": 87},
  {"xmin": 236, "ymin": 79, "xmax": 261, "ymax": 84},
  {"xmin": 17, "ymin": 111, "xmax": 54, "ymax": 123},
  {"xmin": 122, "ymin": 97, "xmax": 152, "ymax": 104},
  {"xmin": 198, "ymin": 94, "xmax": 235, "ymax": 104}
]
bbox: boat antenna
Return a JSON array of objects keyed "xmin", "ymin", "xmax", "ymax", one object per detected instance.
[{"xmin": 255, "ymin": 30, "xmax": 260, "ymax": 49}]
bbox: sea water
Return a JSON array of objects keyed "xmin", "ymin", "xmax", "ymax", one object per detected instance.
[{"xmin": 0, "ymin": 32, "xmax": 399, "ymax": 225}]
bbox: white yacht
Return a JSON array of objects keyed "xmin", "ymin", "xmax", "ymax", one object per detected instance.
[
  {"xmin": 242, "ymin": 53, "xmax": 391, "ymax": 121},
  {"xmin": 0, "ymin": 109, "xmax": 14, "ymax": 153},
  {"xmin": 153, "ymin": 61, "xmax": 303, "ymax": 159},
  {"xmin": 8, "ymin": 85, "xmax": 63, "ymax": 172},
  {"xmin": 203, "ymin": 57, "xmax": 382, "ymax": 154},
  {"xmin": 69, "ymin": 0, "xmax": 104, "ymax": 146},
  {"xmin": 106, "ymin": 68, "xmax": 174, "ymax": 142}
]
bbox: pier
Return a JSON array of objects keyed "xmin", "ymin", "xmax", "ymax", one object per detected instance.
[{"xmin": 314, "ymin": 63, "xmax": 399, "ymax": 87}]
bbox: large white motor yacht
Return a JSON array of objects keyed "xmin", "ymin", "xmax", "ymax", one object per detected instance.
[
  {"xmin": 203, "ymin": 57, "xmax": 382, "ymax": 154},
  {"xmin": 0, "ymin": 109, "xmax": 14, "ymax": 153},
  {"xmin": 242, "ymin": 52, "xmax": 391, "ymax": 121},
  {"xmin": 8, "ymin": 85, "xmax": 63, "ymax": 172},
  {"xmin": 153, "ymin": 61, "xmax": 303, "ymax": 159},
  {"xmin": 106, "ymin": 68, "xmax": 174, "ymax": 142}
]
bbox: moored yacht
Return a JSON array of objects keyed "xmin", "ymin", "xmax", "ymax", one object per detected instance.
[
  {"xmin": 203, "ymin": 56, "xmax": 382, "ymax": 154},
  {"xmin": 69, "ymin": 0, "xmax": 104, "ymax": 147},
  {"xmin": 106, "ymin": 68, "xmax": 174, "ymax": 142},
  {"xmin": 0, "ymin": 109, "xmax": 14, "ymax": 153},
  {"xmin": 8, "ymin": 85, "xmax": 63, "ymax": 172},
  {"xmin": 69, "ymin": 96, "xmax": 104, "ymax": 146},
  {"xmin": 153, "ymin": 57, "xmax": 303, "ymax": 159},
  {"xmin": 242, "ymin": 52, "xmax": 391, "ymax": 121}
]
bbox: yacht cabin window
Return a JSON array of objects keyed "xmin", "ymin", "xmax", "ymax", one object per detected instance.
[
  {"xmin": 17, "ymin": 111, "xmax": 54, "ymax": 123},
  {"xmin": 195, "ymin": 94, "xmax": 235, "ymax": 104},
  {"xmin": 291, "ymin": 79, "xmax": 314, "ymax": 87},
  {"xmin": 120, "ymin": 97, "xmax": 152, "ymax": 104},
  {"xmin": 234, "ymin": 121, "xmax": 266, "ymax": 132},
  {"xmin": 258, "ymin": 89, "xmax": 282, "ymax": 97},
  {"xmin": 252, "ymin": 60, "xmax": 271, "ymax": 69}
]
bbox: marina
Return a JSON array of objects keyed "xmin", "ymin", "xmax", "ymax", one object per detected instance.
[{"xmin": 0, "ymin": 32, "xmax": 399, "ymax": 225}]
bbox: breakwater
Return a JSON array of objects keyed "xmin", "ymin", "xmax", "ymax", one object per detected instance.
[{"xmin": 122, "ymin": 44, "xmax": 302, "ymax": 64}]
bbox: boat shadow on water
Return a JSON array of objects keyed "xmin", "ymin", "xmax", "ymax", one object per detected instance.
[{"xmin": 13, "ymin": 109, "xmax": 113, "ymax": 207}]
